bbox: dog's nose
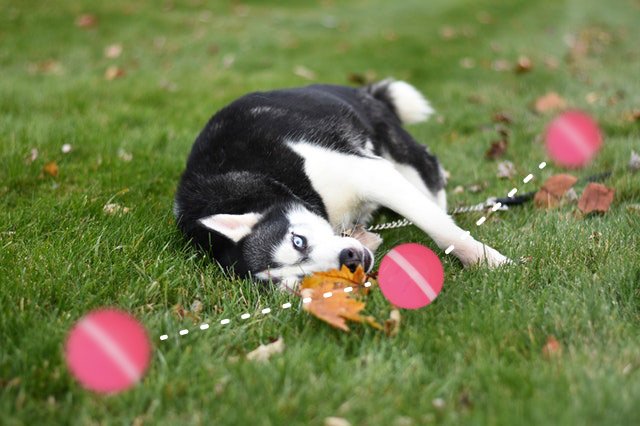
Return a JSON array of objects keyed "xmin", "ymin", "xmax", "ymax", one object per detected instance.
[{"xmin": 339, "ymin": 248, "xmax": 364, "ymax": 273}]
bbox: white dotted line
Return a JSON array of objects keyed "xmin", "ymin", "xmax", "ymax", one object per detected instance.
[
  {"xmin": 444, "ymin": 161, "xmax": 546, "ymax": 255},
  {"xmin": 159, "ymin": 282, "xmax": 373, "ymax": 341}
]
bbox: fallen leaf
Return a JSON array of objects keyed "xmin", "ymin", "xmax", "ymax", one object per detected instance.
[
  {"xmin": 492, "ymin": 112, "xmax": 513, "ymax": 124},
  {"xmin": 534, "ymin": 174, "xmax": 578, "ymax": 208},
  {"xmin": 544, "ymin": 56, "xmax": 559, "ymax": 69},
  {"xmin": 105, "ymin": 66, "xmax": 125, "ymax": 80},
  {"xmin": 514, "ymin": 55, "xmax": 533, "ymax": 73},
  {"xmin": 432, "ymin": 398, "xmax": 446, "ymax": 410},
  {"xmin": 578, "ymin": 183, "xmax": 614, "ymax": 214},
  {"xmin": 190, "ymin": 299, "xmax": 203, "ymax": 314},
  {"xmin": 172, "ymin": 304, "xmax": 186, "ymax": 320},
  {"xmin": 492, "ymin": 59, "xmax": 511, "ymax": 71},
  {"xmin": 384, "ymin": 309, "xmax": 401, "ymax": 337},
  {"xmin": 103, "ymin": 203, "xmax": 131, "ymax": 215},
  {"xmin": 439, "ymin": 26, "xmax": 456, "ymax": 40},
  {"xmin": 300, "ymin": 265, "xmax": 368, "ymax": 292},
  {"xmin": 542, "ymin": 336, "xmax": 562, "ymax": 358},
  {"xmin": 485, "ymin": 139, "xmax": 508, "ymax": 160},
  {"xmin": 346, "ymin": 70, "xmax": 377, "ymax": 85},
  {"xmin": 496, "ymin": 161, "xmax": 516, "ymax": 179},
  {"xmin": 467, "ymin": 181, "xmax": 488, "ymax": 193},
  {"xmin": 585, "ymin": 92, "xmax": 599, "ymax": 105},
  {"xmin": 222, "ymin": 54, "xmax": 235, "ymax": 69},
  {"xmin": 117, "ymin": 148, "xmax": 133, "ymax": 162},
  {"xmin": 324, "ymin": 417, "xmax": 351, "ymax": 426},
  {"xmin": 301, "ymin": 266, "xmax": 380, "ymax": 332},
  {"xmin": 626, "ymin": 204, "xmax": 640, "ymax": 214},
  {"xmin": 534, "ymin": 92, "xmax": 567, "ymax": 113},
  {"xmin": 459, "ymin": 57, "xmax": 475, "ymax": 69},
  {"xmin": 293, "ymin": 65, "xmax": 316, "ymax": 80},
  {"xmin": 75, "ymin": 14, "xmax": 97, "ymax": 28},
  {"xmin": 629, "ymin": 151, "xmax": 640, "ymax": 172},
  {"xmin": 301, "ymin": 283, "xmax": 365, "ymax": 332},
  {"xmin": 27, "ymin": 60, "xmax": 63, "ymax": 75},
  {"xmin": 42, "ymin": 161, "xmax": 59, "ymax": 177},
  {"xmin": 25, "ymin": 148, "xmax": 39, "ymax": 164},
  {"xmin": 624, "ymin": 110, "xmax": 640, "ymax": 122},
  {"xmin": 246, "ymin": 337, "xmax": 285, "ymax": 362},
  {"xmin": 453, "ymin": 185, "xmax": 464, "ymax": 194},
  {"xmin": 104, "ymin": 44, "xmax": 123, "ymax": 59}
]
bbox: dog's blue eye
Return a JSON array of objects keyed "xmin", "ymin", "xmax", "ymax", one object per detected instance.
[{"xmin": 291, "ymin": 234, "xmax": 307, "ymax": 251}]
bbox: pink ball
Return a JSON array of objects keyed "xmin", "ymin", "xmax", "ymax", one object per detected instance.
[
  {"xmin": 65, "ymin": 308, "xmax": 151, "ymax": 394},
  {"xmin": 378, "ymin": 243, "xmax": 444, "ymax": 309},
  {"xmin": 545, "ymin": 110, "xmax": 602, "ymax": 168}
]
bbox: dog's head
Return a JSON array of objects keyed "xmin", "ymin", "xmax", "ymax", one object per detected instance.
[{"xmin": 198, "ymin": 204, "xmax": 376, "ymax": 290}]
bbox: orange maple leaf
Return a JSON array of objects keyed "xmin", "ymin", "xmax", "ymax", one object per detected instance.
[{"xmin": 300, "ymin": 266, "xmax": 381, "ymax": 332}]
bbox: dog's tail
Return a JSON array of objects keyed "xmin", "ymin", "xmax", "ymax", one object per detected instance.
[{"xmin": 365, "ymin": 79, "xmax": 434, "ymax": 124}]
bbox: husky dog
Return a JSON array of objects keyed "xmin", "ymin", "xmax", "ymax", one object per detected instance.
[{"xmin": 174, "ymin": 80, "xmax": 509, "ymax": 289}]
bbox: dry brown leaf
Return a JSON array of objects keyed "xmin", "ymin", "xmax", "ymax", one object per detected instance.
[
  {"xmin": 492, "ymin": 59, "xmax": 511, "ymax": 71},
  {"xmin": 534, "ymin": 174, "xmax": 578, "ymax": 208},
  {"xmin": 496, "ymin": 160, "xmax": 516, "ymax": 179},
  {"xmin": 104, "ymin": 44, "xmax": 123, "ymax": 59},
  {"xmin": 578, "ymin": 183, "xmax": 614, "ymax": 214},
  {"xmin": 25, "ymin": 148, "xmax": 38, "ymax": 164},
  {"xmin": 28, "ymin": 60, "xmax": 63, "ymax": 76},
  {"xmin": 103, "ymin": 203, "xmax": 131, "ymax": 216},
  {"xmin": 485, "ymin": 139, "xmax": 508, "ymax": 160},
  {"xmin": 542, "ymin": 336, "xmax": 562, "ymax": 359},
  {"xmin": 324, "ymin": 417, "xmax": 351, "ymax": 426},
  {"xmin": 624, "ymin": 110, "xmax": 640, "ymax": 122},
  {"xmin": 105, "ymin": 66, "xmax": 125, "ymax": 81},
  {"xmin": 534, "ymin": 92, "xmax": 567, "ymax": 114},
  {"xmin": 439, "ymin": 26, "xmax": 456, "ymax": 40},
  {"xmin": 459, "ymin": 57, "xmax": 475, "ymax": 69},
  {"xmin": 514, "ymin": 56, "xmax": 533, "ymax": 73},
  {"xmin": 293, "ymin": 65, "xmax": 316, "ymax": 80},
  {"xmin": 75, "ymin": 14, "xmax": 97, "ymax": 28},
  {"xmin": 246, "ymin": 337, "xmax": 285, "ymax": 362},
  {"xmin": 42, "ymin": 161, "xmax": 59, "ymax": 177},
  {"xmin": 492, "ymin": 112, "xmax": 513, "ymax": 124}
]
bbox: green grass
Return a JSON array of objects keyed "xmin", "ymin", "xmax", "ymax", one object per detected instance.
[{"xmin": 1, "ymin": 0, "xmax": 639, "ymax": 424}]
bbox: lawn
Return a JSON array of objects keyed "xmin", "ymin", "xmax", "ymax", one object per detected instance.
[{"xmin": 1, "ymin": 0, "xmax": 639, "ymax": 424}]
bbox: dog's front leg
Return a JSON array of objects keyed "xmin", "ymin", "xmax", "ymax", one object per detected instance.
[{"xmin": 356, "ymin": 159, "xmax": 510, "ymax": 267}]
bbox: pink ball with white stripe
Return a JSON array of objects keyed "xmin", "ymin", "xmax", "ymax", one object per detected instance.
[
  {"xmin": 65, "ymin": 308, "xmax": 151, "ymax": 393},
  {"xmin": 545, "ymin": 110, "xmax": 602, "ymax": 168},
  {"xmin": 378, "ymin": 243, "xmax": 444, "ymax": 309}
]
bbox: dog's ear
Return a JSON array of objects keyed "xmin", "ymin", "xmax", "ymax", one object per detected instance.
[{"xmin": 198, "ymin": 213, "xmax": 263, "ymax": 243}]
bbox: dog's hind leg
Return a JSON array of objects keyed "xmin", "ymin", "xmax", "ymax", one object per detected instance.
[{"xmin": 357, "ymin": 158, "xmax": 510, "ymax": 267}]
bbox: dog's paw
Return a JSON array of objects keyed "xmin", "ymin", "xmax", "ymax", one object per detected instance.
[{"xmin": 456, "ymin": 242, "xmax": 512, "ymax": 268}]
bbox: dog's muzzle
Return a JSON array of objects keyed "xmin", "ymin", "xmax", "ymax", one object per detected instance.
[{"xmin": 339, "ymin": 247, "xmax": 373, "ymax": 273}]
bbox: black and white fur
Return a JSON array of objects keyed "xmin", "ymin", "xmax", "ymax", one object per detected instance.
[{"xmin": 174, "ymin": 79, "xmax": 509, "ymax": 289}]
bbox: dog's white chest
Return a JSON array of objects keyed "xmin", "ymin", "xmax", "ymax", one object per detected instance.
[{"xmin": 288, "ymin": 141, "xmax": 375, "ymax": 229}]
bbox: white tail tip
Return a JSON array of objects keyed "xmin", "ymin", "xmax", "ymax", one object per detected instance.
[{"xmin": 387, "ymin": 80, "xmax": 434, "ymax": 124}]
